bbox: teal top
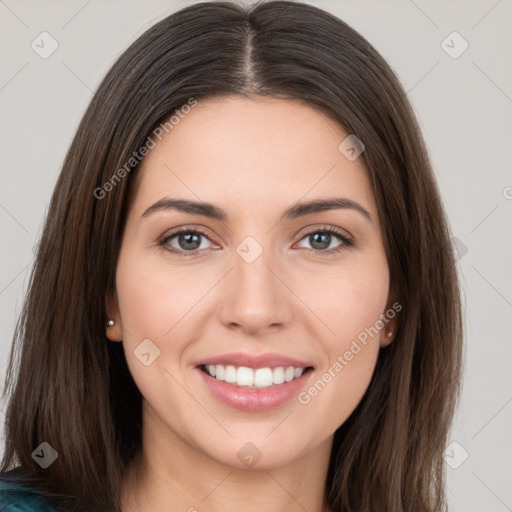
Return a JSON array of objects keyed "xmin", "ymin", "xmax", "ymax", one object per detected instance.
[{"xmin": 0, "ymin": 476, "xmax": 59, "ymax": 511}]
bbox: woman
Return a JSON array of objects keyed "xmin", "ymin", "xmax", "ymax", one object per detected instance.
[{"xmin": 0, "ymin": 1, "xmax": 463, "ymax": 511}]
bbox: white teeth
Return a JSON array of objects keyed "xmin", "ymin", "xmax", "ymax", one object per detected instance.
[
  {"xmin": 204, "ymin": 364, "xmax": 308, "ymax": 388},
  {"xmin": 236, "ymin": 366, "xmax": 254, "ymax": 386},
  {"xmin": 215, "ymin": 365, "xmax": 225, "ymax": 380},
  {"xmin": 273, "ymin": 367, "xmax": 285, "ymax": 385},
  {"xmin": 284, "ymin": 366, "xmax": 295, "ymax": 382},
  {"xmin": 224, "ymin": 365, "xmax": 237, "ymax": 383},
  {"xmin": 254, "ymin": 368, "xmax": 273, "ymax": 387}
]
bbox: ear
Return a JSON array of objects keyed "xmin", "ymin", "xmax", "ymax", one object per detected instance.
[
  {"xmin": 380, "ymin": 322, "xmax": 397, "ymax": 348},
  {"xmin": 380, "ymin": 293, "xmax": 400, "ymax": 348},
  {"xmin": 105, "ymin": 289, "xmax": 123, "ymax": 342}
]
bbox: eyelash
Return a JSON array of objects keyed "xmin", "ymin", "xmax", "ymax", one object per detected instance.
[{"xmin": 157, "ymin": 225, "xmax": 354, "ymax": 257}]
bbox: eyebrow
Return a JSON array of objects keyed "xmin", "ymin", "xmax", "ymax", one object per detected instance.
[{"xmin": 141, "ymin": 197, "xmax": 373, "ymax": 222}]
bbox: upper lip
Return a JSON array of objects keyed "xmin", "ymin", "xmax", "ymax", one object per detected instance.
[{"xmin": 195, "ymin": 352, "xmax": 313, "ymax": 369}]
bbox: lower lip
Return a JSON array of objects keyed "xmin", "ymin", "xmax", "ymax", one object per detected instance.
[{"xmin": 196, "ymin": 367, "xmax": 313, "ymax": 412}]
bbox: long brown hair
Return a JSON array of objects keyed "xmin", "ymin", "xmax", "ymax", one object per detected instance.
[{"xmin": 0, "ymin": 1, "xmax": 463, "ymax": 510}]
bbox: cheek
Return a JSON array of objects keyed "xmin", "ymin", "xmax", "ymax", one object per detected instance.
[
  {"xmin": 113, "ymin": 247, "xmax": 224, "ymax": 398},
  {"xmin": 115, "ymin": 247, "xmax": 207, "ymax": 342},
  {"xmin": 113, "ymin": 249, "xmax": 186, "ymax": 386},
  {"xmin": 114, "ymin": 252, "xmax": 195, "ymax": 417},
  {"xmin": 296, "ymin": 344, "xmax": 379, "ymax": 443},
  {"xmin": 297, "ymin": 253, "xmax": 389, "ymax": 348},
  {"xmin": 293, "ymin": 258, "xmax": 388, "ymax": 423}
]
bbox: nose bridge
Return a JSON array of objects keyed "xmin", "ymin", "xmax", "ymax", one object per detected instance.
[
  {"xmin": 235, "ymin": 239, "xmax": 274, "ymax": 295},
  {"xmin": 234, "ymin": 234, "xmax": 280, "ymax": 305},
  {"xmin": 218, "ymin": 233, "xmax": 291, "ymax": 332}
]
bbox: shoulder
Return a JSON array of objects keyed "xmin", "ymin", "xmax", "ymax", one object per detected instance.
[{"xmin": 0, "ymin": 475, "xmax": 58, "ymax": 511}]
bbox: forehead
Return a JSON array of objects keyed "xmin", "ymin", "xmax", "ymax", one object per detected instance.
[{"xmin": 131, "ymin": 96, "xmax": 378, "ymax": 223}]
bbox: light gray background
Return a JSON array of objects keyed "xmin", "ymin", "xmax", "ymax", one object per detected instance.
[{"xmin": 1, "ymin": 1, "xmax": 511, "ymax": 510}]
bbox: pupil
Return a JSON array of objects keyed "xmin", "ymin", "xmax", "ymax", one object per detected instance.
[
  {"xmin": 180, "ymin": 233, "xmax": 200, "ymax": 250},
  {"xmin": 311, "ymin": 233, "xmax": 330, "ymax": 250}
]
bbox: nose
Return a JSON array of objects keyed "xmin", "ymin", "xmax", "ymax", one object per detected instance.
[{"xmin": 217, "ymin": 243, "xmax": 293, "ymax": 335}]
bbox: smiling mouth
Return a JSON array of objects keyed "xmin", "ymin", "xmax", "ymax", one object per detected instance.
[{"xmin": 199, "ymin": 364, "xmax": 314, "ymax": 388}]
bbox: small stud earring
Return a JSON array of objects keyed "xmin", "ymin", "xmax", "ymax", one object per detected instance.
[
  {"xmin": 387, "ymin": 331, "xmax": 393, "ymax": 337},
  {"xmin": 107, "ymin": 320, "xmax": 115, "ymax": 327}
]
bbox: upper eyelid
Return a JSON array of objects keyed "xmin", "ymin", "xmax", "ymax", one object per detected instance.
[
  {"xmin": 300, "ymin": 224, "xmax": 352, "ymax": 239},
  {"xmin": 161, "ymin": 225, "xmax": 216, "ymax": 242},
  {"xmin": 161, "ymin": 224, "xmax": 352, "ymax": 245}
]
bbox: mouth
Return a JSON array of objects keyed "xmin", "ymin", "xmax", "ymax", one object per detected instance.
[
  {"xmin": 194, "ymin": 353, "xmax": 315, "ymax": 411},
  {"xmin": 198, "ymin": 363, "xmax": 314, "ymax": 389}
]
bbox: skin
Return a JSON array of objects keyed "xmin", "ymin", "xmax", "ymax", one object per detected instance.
[{"xmin": 106, "ymin": 96, "xmax": 397, "ymax": 512}]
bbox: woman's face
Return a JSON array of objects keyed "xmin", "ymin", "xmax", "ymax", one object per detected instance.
[{"xmin": 109, "ymin": 96, "xmax": 395, "ymax": 470}]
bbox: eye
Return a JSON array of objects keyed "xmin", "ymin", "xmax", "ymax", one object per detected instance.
[
  {"xmin": 158, "ymin": 225, "xmax": 354, "ymax": 257},
  {"xmin": 295, "ymin": 226, "xmax": 354, "ymax": 255},
  {"xmin": 158, "ymin": 227, "xmax": 216, "ymax": 257}
]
